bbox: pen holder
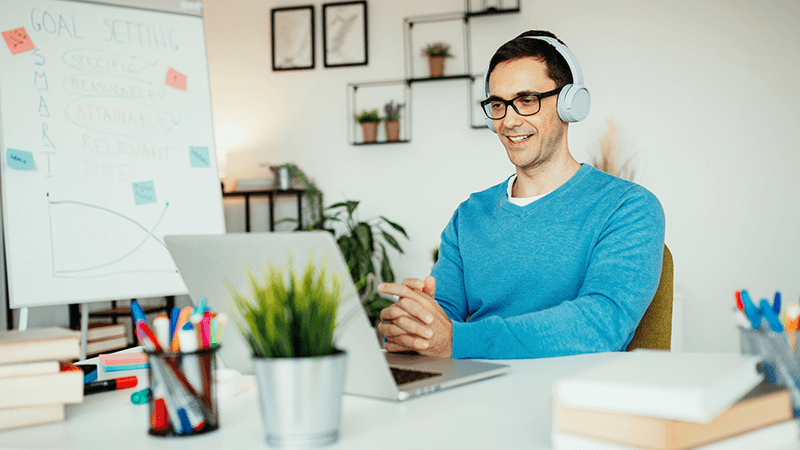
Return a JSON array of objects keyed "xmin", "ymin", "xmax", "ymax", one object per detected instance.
[
  {"xmin": 740, "ymin": 328, "xmax": 800, "ymax": 416},
  {"xmin": 145, "ymin": 346, "xmax": 219, "ymax": 436}
]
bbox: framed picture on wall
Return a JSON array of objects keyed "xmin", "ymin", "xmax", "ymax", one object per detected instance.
[
  {"xmin": 322, "ymin": 1, "xmax": 368, "ymax": 68},
  {"xmin": 271, "ymin": 5, "xmax": 315, "ymax": 71}
]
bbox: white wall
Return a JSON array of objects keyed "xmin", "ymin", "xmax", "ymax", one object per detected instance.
[
  {"xmin": 202, "ymin": 0, "xmax": 800, "ymax": 354},
  {"xmin": 7, "ymin": 0, "xmax": 798, "ymax": 354}
]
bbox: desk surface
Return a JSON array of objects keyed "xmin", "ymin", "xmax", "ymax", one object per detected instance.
[{"xmin": 0, "ymin": 352, "xmax": 620, "ymax": 450}]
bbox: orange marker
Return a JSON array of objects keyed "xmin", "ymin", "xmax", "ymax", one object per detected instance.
[{"xmin": 170, "ymin": 306, "xmax": 194, "ymax": 352}]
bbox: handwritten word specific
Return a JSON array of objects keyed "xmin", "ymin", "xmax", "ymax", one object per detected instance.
[
  {"xmin": 63, "ymin": 49, "xmax": 150, "ymax": 75},
  {"xmin": 2, "ymin": 27, "xmax": 35, "ymax": 55}
]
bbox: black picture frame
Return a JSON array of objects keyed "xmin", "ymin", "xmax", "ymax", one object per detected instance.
[
  {"xmin": 271, "ymin": 5, "xmax": 315, "ymax": 71},
  {"xmin": 322, "ymin": 1, "xmax": 368, "ymax": 68}
]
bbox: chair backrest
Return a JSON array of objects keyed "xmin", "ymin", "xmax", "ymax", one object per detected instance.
[{"xmin": 626, "ymin": 244, "xmax": 673, "ymax": 351}]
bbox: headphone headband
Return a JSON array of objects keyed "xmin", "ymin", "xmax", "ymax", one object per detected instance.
[{"xmin": 483, "ymin": 35, "xmax": 590, "ymax": 129}]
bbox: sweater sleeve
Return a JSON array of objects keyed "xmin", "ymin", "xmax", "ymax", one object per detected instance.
[
  {"xmin": 430, "ymin": 208, "xmax": 469, "ymax": 323},
  {"xmin": 449, "ymin": 187, "xmax": 666, "ymax": 359}
]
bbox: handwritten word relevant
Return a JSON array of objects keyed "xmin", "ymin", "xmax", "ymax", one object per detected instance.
[
  {"xmin": 2, "ymin": 27, "xmax": 36, "ymax": 55},
  {"xmin": 29, "ymin": 9, "xmax": 83, "ymax": 39},
  {"xmin": 7, "ymin": 149, "xmax": 36, "ymax": 170},
  {"xmin": 103, "ymin": 19, "xmax": 178, "ymax": 50},
  {"xmin": 66, "ymin": 97, "xmax": 177, "ymax": 137},
  {"xmin": 63, "ymin": 49, "xmax": 150, "ymax": 75},
  {"xmin": 82, "ymin": 134, "xmax": 179, "ymax": 161},
  {"xmin": 132, "ymin": 181, "xmax": 157, "ymax": 205},
  {"xmin": 63, "ymin": 74, "xmax": 165, "ymax": 101},
  {"xmin": 189, "ymin": 146, "xmax": 209, "ymax": 167}
]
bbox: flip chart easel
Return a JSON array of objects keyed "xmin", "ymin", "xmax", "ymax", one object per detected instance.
[{"xmin": 0, "ymin": 0, "xmax": 224, "ymax": 358}]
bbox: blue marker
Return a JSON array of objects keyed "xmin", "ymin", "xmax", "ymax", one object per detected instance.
[
  {"xmin": 169, "ymin": 307, "xmax": 180, "ymax": 347},
  {"xmin": 773, "ymin": 291, "xmax": 782, "ymax": 315},
  {"xmin": 740, "ymin": 290, "xmax": 762, "ymax": 330},
  {"xmin": 760, "ymin": 298, "xmax": 784, "ymax": 332}
]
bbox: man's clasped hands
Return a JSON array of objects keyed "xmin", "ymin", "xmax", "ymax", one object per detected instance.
[{"xmin": 377, "ymin": 276, "xmax": 453, "ymax": 358}]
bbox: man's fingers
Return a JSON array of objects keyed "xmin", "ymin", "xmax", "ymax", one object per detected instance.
[
  {"xmin": 383, "ymin": 333, "xmax": 429, "ymax": 351},
  {"xmin": 423, "ymin": 276, "xmax": 436, "ymax": 297},
  {"xmin": 402, "ymin": 278, "xmax": 425, "ymax": 290},
  {"xmin": 378, "ymin": 283, "xmax": 435, "ymax": 324},
  {"xmin": 383, "ymin": 341, "xmax": 415, "ymax": 353},
  {"xmin": 378, "ymin": 316, "xmax": 431, "ymax": 339}
]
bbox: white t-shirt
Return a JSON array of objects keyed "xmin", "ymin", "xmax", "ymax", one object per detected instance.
[{"xmin": 506, "ymin": 174, "xmax": 552, "ymax": 206}]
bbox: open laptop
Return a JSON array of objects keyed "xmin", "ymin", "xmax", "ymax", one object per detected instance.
[{"xmin": 164, "ymin": 232, "xmax": 509, "ymax": 401}]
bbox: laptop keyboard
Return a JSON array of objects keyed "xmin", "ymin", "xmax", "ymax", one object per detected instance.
[{"xmin": 390, "ymin": 367, "xmax": 442, "ymax": 385}]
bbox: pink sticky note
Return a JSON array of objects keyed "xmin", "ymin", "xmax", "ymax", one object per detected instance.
[
  {"xmin": 165, "ymin": 68, "xmax": 187, "ymax": 90},
  {"xmin": 2, "ymin": 27, "xmax": 35, "ymax": 55}
]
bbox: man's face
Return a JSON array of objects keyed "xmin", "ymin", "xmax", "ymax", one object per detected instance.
[{"xmin": 488, "ymin": 57, "xmax": 567, "ymax": 171}]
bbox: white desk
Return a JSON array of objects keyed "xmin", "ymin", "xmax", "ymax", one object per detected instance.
[{"xmin": 0, "ymin": 352, "xmax": 620, "ymax": 450}]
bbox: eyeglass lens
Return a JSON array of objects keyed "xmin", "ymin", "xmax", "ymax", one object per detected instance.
[{"xmin": 483, "ymin": 95, "xmax": 541, "ymax": 120}]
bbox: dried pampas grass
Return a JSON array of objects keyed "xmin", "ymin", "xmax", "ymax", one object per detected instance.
[{"xmin": 590, "ymin": 119, "xmax": 638, "ymax": 181}]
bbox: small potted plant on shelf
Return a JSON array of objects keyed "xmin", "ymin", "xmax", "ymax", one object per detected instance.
[
  {"xmin": 421, "ymin": 41, "xmax": 453, "ymax": 78},
  {"xmin": 383, "ymin": 101, "xmax": 404, "ymax": 142},
  {"xmin": 354, "ymin": 109, "xmax": 382, "ymax": 143},
  {"xmin": 227, "ymin": 257, "xmax": 346, "ymax": 448}
]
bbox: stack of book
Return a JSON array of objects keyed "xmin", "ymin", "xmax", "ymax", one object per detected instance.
[
  {"xmin": 0, "ymin": 327, "xmax": 84, "ymax": 430},
  {"xmin": 552, "ymin": 350, "xmax": 800, "ymax": 450},
  {"xmin": 81, "ymin": 322, "xmax": 127, "ymax": 356}
]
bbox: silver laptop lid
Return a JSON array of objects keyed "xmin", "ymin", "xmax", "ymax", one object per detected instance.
[{"xmin": 163, "ymin": 232, "xmax": 399, "ymax": 399}]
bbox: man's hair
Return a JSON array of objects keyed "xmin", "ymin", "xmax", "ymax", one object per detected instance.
[{"xmin": 487, "ymin": 30, "xmax": 573, "ymax": 90}]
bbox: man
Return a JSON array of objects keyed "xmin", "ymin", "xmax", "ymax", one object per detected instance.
[{"xmin": 377, "ymin": 30, "xmax": 665, "ymax": 359}]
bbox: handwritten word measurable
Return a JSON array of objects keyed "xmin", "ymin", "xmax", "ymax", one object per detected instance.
[{"xmin": 64, "ymin": 74, "xmax": 164, "ymax": 101}]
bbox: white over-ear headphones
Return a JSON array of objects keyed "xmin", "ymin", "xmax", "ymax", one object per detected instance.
[{"xmin": 483, "ymin": 35, "xmax": 590, "ymax": 132}]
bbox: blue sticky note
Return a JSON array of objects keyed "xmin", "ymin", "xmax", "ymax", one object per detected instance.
[
  {"xmin": 189, "ymin": 146, "xmax": 210, "ymax": 168},
  {"xmin": 132, "ymin": 181, "xmax": 157, "ymax": 205},
  {"xmin": 6, "ymin": 149, "xmax": 35, "ymax": 170}
]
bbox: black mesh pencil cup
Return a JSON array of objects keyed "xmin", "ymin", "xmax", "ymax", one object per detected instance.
[{"xmin": 145, "ymin": 346, "xmax": 219, "ymax": 436}]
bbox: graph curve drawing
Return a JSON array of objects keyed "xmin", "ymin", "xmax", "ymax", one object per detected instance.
[{"xmin": 46, "ymin": 193, "xmax": 177, "ymax": 279}]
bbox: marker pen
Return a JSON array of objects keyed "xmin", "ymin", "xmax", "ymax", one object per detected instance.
[
  {"xmin": 153, "ymin": 314, "xmax": 171, "ymax": 350},
  {"xmin": 171, "ymin": 306, "xmax": 194, "ymax": 352},
  {"xmin": 84, "ymin": 376, "xmax": 138, "ymax": 395}
]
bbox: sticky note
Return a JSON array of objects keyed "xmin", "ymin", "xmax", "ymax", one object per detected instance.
[
  {"xmin": 2, "ymin": 27, "xmax": 35, "ymax": 55},
  {"xmin": 6, "ymin": 148, "xmax": 35, "ymax": 170},
  {"xmin": 189, "ymin": 146, "xmax": 210, "ymax": 168},
  {"xmin": 132, "ymin": 181, "xmax": 157, "ymax": 205},
  {"xmin": 165, "ymin": 68, "xmax": 187, "ymax": 90}
]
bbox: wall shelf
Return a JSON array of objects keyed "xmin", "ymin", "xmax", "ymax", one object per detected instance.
[{"xmin": 346, "ymin": 1, "xmax": 519, "ymax": 145}]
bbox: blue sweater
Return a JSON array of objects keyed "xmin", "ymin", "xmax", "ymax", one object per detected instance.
[{"xmin": 431, "ymin": 164, "xmax": 665, "ymax": 359}]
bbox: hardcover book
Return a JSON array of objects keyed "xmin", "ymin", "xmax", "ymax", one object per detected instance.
[{"xmin": 0, "ymin": 327, "xmax": 80, "ymax": 364}]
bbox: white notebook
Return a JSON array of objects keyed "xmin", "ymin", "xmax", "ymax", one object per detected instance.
[
  {"xmin": 552, "ymin": 350, "xmax": 764, "ymax": 423},
  {"xmin": 551, "ymin": 419, "xmax": 800, "ymax": 450}
]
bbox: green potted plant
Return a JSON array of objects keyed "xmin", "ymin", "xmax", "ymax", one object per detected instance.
[
  {"xmin": 383, "ymin": 101, "xmax": 404, "ymax": 142},
  {"xmin": 292, "ymin": 200, "xmax": 408, "ymax": 326},
  {"xmin": 354, "ymin": 109, "xmax": 382, "ymax": 143},
  {"xmin": 227, "ymin": 258, "xmax": 346, "ymax": 447},
  {"xmin": 421, "ymin": 42, "xmax": 453, "ymax": 78}
]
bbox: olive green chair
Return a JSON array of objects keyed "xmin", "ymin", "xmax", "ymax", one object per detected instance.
[{"xmin": 626, "ymin": 245, "xmax": 674, "ymax": 351}]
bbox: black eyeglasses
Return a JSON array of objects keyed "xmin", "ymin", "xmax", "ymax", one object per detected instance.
[{"xmin": 480, "ymin": 87, "xmax": 563, "ymax": 120}]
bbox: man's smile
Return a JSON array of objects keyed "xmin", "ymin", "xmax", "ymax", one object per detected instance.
[{"xmin": 506, "ymin": 134, "xmax": 533, "ymax": 143}]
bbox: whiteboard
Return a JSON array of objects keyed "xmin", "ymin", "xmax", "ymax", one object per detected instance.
[{"xmin": 0, "ymin": 0, "xmax": 224, "ymax": 308}]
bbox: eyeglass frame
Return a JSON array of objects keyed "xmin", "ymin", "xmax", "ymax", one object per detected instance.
[{"xmin": 479, "ymin": 86, "xmax": 563, "ymax": 120}]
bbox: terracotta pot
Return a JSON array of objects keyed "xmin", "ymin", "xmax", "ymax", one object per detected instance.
[
  {"xmin": 360, "ymin": 122, "xmax": 378, "ymax": 143},
  {"xmin": 428, "ymin": 56, "xmax": 445, "ymax": 78},
  {"xmin": 385, "ymin": 120, "xmax": 400, "ymax": 141}
]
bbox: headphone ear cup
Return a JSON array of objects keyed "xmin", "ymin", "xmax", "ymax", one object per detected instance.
[
  {"xmin": 485, "ymin": 116, "xmax": 497, "ymax": 133},
  {"xmin": 557, "ymin": 84, "xmax": 591, "ymax": 122}
]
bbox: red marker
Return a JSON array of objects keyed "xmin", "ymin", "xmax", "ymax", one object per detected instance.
[{"xmin": 84, "ymin": 376, "xmax": 138, "ymax": 395}]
